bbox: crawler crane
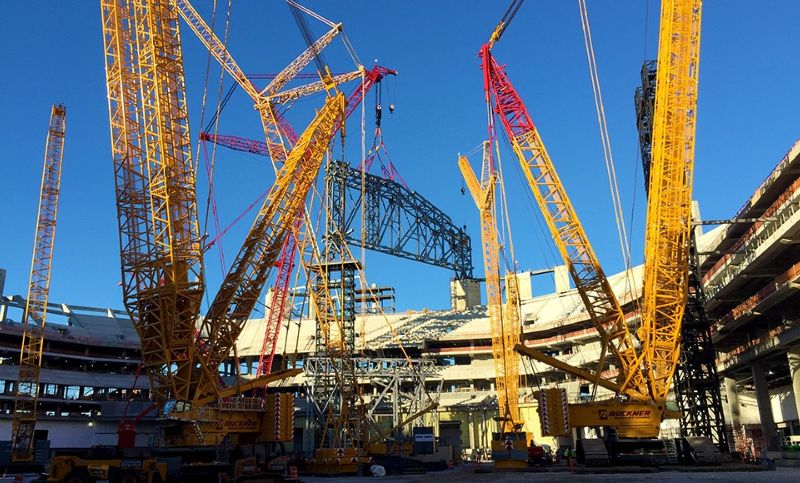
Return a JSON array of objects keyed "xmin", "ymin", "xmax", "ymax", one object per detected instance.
[
  {"xmin": 98, "ymin": 0, "xmax": 343, "ymax": 457},
  {"xmin": 478, "ymin": 0, "xmax": 703, "ymax": 446},
  {"xmin": 459, "ymin": 142, "xmax": 529, "ymax": 469}
]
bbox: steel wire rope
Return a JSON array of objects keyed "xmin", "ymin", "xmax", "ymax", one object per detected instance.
[
  {"xmin": 499, "ymin": 138, "xmax": 579, "ymax": 401},
  {"xmin": 494, "ymin": 140, "xmax": 517, "ymax": 274},
  {"xmin": 577, "ymin": 3, "xmax": 651, "ymax": 400},
  {"xmin": 197, "ymin": 0, "xmax": 233, "ymax": 281},
  {"xmin": 496, "ymin": 132, "xmax": 576, "ymax": 324},
  {"xmin": 623, "ymin": 0, "xmax": 654, "ymax": 318},
  {"xmin": 577, "ymin": 0, "xmax": 638, "ymax": 305},
  {"xmin": 192, "ymin": 0, "xmax": 223, "ymax": 310},
  {"xmin": 359, "ymin": 68, "xmax": 367, "ymax": 355}
]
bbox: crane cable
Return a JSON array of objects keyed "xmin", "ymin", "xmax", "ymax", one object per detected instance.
[{"xmin": 577, "ymin": 0, "xmax": 636, "ymax": 299}]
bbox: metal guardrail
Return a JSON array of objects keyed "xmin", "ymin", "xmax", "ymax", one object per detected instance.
[{"xmin": 704, "ymin": 177, "xmax": 800, "ymax": 299}]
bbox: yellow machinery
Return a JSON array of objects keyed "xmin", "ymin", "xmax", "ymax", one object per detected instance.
[
  {"xmin": 459, "ymin": 143, "xmax": 529, "ymax": 469},
  {"xmin": 482, "ymin": 0, "xmax": 702, "ymax": 439},
  {"xmin": 640, "ymin": 0, "xmax": 702, "ymax": 406},
  {"xmin": 99, "ymin": 0, "xmax": 343, "ymax": 448},
  {"xmin": 11, "ymin": 104, "xmax": 66, "ymax": 463},
  {"xmin": 46, "ymin": 449, "xmax": 167, "ymax": 483}
]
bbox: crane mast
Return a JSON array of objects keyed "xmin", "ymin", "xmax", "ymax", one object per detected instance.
[
  {"xmin": 458, "ymin": 144, "xmax": 520, "ymax": 432},
  {"xmin": 101, "ymin": 0, "xmax": 204, "ymax": 406},
  {"xmin": 459, "ymin": 143, "xmax": 529, "ymax": 469},
  {"xmin": 11, "ymin": 104, "xmax": 66, "ymax": 462},
  {"xmin": 641, "ymin": 0, "xmax": 702, "ymax": 404},
  {"xmin": 102, "ymin": 0, "xmax": 342, "ymax": 446}
]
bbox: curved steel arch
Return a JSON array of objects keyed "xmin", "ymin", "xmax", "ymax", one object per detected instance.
[{"xmin": 326, "ymin": 161, "xmax": 473, "ymax": 279}]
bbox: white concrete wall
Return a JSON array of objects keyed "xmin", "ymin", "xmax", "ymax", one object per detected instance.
[
  {"xmin": 721, "ymin": 384, "xmax": 797, "ymax": 426},
  {"xmin": 0, "ymin": 419, "xmax": 160, "ymax": 448}
]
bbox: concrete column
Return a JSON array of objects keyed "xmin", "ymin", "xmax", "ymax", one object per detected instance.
[
  {"xmin": 515, "ymin": 272, "xmax": 532, "ymax": 301},
  {"xmin": 553, "ymin": 265, "xmax": 570, "ymax": 294},
  {"xmin": 788, "ymin": 345, "xmax": 800, "ymax": 429},
  {"xmin": 0, "ymin": 268, "xmax": 6, "ymax": 322},
  {"xmin": 751, "ymin": 359, "xmax": 779, "ymax": 450},
  {"xmin": 451, "ymin": 278, "xmax": 481, "ymax": 311},
  {"xmin": 468, "ymin": 412, "xmax": 475, "ymax": 449},
  {"xmin": 724, "ymin": 377, "xmax": 741, "ymax": 427}
]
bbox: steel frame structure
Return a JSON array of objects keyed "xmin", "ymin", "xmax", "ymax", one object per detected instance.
[
  {"xmin": 304, "ymin": 357, "xmax": 441, "ymax": 440},
  {"xmin": 634, "ymin": 60, "xmax": 657, "ymax": 193},
  {"xmin": 326, "ymin": 160, "xmax": 473, "ymax": 279},
  {"xmin": 307, "ymin": 258, "xmax": 362, "ymax": 449},
  {"xmin": 11, "ymin": 104, "xmax": 66, "ymax": 462}
]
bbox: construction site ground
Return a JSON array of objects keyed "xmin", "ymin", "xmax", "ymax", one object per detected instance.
[{"xmin": 303, "ymin": 464, "xmax": 800, "ymax": 482}]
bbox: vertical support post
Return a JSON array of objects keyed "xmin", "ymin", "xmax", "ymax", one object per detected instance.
[
  {"xmin": 787, "ymin": 346, "xmax": 800, "ymax": 431},
  {"xmin": 751, "ymin": 359, "xmax": 779, "ymax": 451},
  {"xmin": 723, "ymin": 377, "xmax": 741, "ymax": 427}
]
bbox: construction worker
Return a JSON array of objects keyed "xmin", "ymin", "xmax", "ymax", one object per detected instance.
[{"xmin": 568, "ymin": 447, "xmax": 577, "ymax": 474}]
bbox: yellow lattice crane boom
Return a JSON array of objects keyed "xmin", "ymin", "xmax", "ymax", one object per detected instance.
[
  {"xmin": 459, "ymin": 143, "xmax": 529, "ymax": 469},
  {"xmin": 194, "ymin": 93, "xmax": 345, "ymax": 404},
  {"xmin": 11, "ymin": 104, "xmax": 66, "ymax": 463},
  {"xmin": 458, "ymin": 145, "xmax": 520, "ymax": 432},
  {"xmin": 174, "ymin": 0, "xmax": 359, "ymax": 163},
  {"xmin": 101, "ymin": 0, "xmax": 205, "ymax": 406},
  {"xmin": 641, "ymin": 0, "xmax": 702, "ymax": 404}
]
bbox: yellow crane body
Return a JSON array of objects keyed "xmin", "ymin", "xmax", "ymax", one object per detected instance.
[
  {"xmin": 505, "ymin": 0, "xmax": 702, "ymax": 438},
  {"xmin": 102, "ymin": 0, "xmax": 344, "ymax": 446},
  {"xmin": 11, "ymin": 104, "xmax": 66, "ymax": 462},
  {"xmin": 459, "ymin": 147, "xmax": 528, "ymax": 468},
  {"xmin": 642, "ymin": 0, "xmax": 702, "ymax": 404}
]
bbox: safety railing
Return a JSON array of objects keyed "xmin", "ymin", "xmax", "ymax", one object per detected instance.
[
  {"xmin": 713, "ymin": 261, "xmax": 800, "ymax": 333},
  {"xmin": 704, "ymin": 177, "xmax": 800, "ymax": 299}
]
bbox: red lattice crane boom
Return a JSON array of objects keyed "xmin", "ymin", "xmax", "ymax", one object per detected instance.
[{"xmin": 482, "ymin": 47, "xmax": 650, "ymax": 400}]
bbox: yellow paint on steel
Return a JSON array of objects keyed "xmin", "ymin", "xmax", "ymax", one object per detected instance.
[
  {"xmin": 11, "ymin": 104, "xmax": 66, "ymax": 462},
  {"xmin": 486, "ymin": 50, "xmax": 650, "ymax": 400},
  {"xmin": 642, "ymin": 0, "xmax": 702, "ymax": 403},
  {"xmin": 458, "ymin": 145, "xmax": 521, "ymax": 433}
]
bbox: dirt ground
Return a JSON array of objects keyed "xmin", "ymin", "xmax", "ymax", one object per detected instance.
[{"xmin": 302, "ymin": 464, "xmax": 800, "ymax": 482}]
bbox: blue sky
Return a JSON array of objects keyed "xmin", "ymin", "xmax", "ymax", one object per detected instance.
[{"xmin": 1, "ymin": 1, "xmax": 798, "ymax": 315}]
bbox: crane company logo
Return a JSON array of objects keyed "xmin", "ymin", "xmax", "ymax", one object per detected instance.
[
  {"xmin": 599, "ymin": 409, "xmax": 652, "ymax": 420},
  {"xmin": 223, "ymin": 419, "xmax": 258, "ymax": 431}
]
